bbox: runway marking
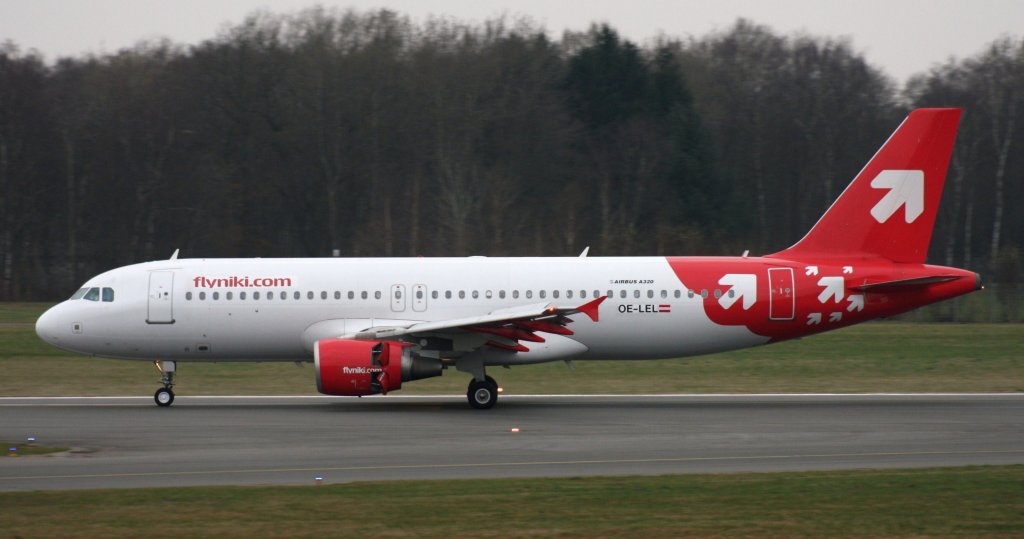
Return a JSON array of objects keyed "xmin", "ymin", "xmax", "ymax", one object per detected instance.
[
  {"xmin": 4, "ymin": 449, "xmax": 1024, "ymax": 482},
  {"xmin": 1, "ymin": 392, "xmax": 1021, "ymax": 405}
]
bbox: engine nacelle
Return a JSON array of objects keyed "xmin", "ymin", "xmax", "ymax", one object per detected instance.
[{"xmin": 314, "ymin": 339, "xmax": 442, "ymax": 396}]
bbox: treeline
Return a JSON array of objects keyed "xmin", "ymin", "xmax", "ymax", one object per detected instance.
[{"xmin": 0, "ymin": 8, "xmax": 1022, "ymax": 303}]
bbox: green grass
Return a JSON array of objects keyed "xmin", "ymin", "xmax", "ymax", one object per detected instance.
[
  {"xmin": 4, "ymin": 303, "xmax": 1023, "ymax": 396},
  {"xmin": 0, "ymin": 302, "xmax": 49, "ymax": 323},
  {"xmin": 1, "ymin": 441, "xmax": 68, "ymax": 456},
  {"xmin": 1, "ymin": 466, "xmax": 1022, "ymax": 537}
]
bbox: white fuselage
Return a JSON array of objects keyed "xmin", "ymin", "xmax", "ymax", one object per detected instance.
[{"xmin": 35, "ymin": 257, "xmax": 768, "ymax": 363}]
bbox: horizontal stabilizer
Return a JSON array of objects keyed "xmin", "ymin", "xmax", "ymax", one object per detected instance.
[{"xmin": 852, "ymin": 275, "xmax": 964, "ymax": 291}]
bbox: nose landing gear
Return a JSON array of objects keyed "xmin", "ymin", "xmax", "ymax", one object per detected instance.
[{"xmin": 153, "ymin": 360, "xmax": 176, "ymax": 407}]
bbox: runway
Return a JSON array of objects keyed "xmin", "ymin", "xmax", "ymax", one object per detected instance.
[{"xmin": 1, "ymin": 394, "xmax": 1022, "ymax": 491}]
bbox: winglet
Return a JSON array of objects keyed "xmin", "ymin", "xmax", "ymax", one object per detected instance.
[
  {"xmin": 576, "ymin": 295, "xmax": 607, "ymax": 322},
  {"xmin": 169, "ymin": 249, "xmax": 179, "ymax": 260}
]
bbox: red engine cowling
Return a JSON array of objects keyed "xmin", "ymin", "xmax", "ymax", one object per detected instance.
[{"xmin": 315, "ymin": 339, "xmax": 405, "ymax": 396}]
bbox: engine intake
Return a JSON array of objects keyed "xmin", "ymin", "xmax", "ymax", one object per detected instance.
[{"xmin": 315, "ymin": 339, "xmax": 442, "ymax": 396}]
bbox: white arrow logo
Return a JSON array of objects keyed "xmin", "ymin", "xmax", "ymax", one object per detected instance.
[
  {"xmin": 842, "ymin": 266, "xmax": 854, "ymax": 274},
  {"xmin": 805, "ymin": 266, "xmax": 819, "ymax": 276},
  {"xmin": 829, "ymin": 312, "xmax": 843, "ymax": 323},
  {"xmin": 847, "ymin": 294, "xmax": 865, "ymax": 312},
  {"xmin": 817, "ymin": 277, "xmax": 845, "ymax": 304},
  {"xmin": 870, "ymin": 170, "xmax": 924, "ymax": 223},
  {"xmin": 807, "ymin": 313, "xmax": 822, "ymax": 325},
  {"xmin": 718, "ymin": 274, "xmax": 757, "ymax": 310}
]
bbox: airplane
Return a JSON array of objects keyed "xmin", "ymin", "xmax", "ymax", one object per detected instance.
[{"xmin": 35, "ymin": 108, "xmax": 980, "ymax": 409}]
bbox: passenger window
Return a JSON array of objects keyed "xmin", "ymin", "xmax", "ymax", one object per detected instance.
[
  {"xmin": 472, "ymin": 291, "xmax": 479, "ymax": 299},
  {"xmin": 660, "ymin": 290, "xmax": 667, "ymax": 298},
  {"xmin": 526, "ymin": 290, "xmax": 533, "ymax": 299},
  {"xmin": 674, "ymin": 290, "xmax": 681, "ymax": 298},
  {"xmin": 280, "ymin": 291, "xmax": 286, "ymax": 300},
  {"xmin": 567, "ymin": 290, "xmax": 573, "ymax": 299},
  {"xmin": 396, "ymin": 290, "xmax": 402, "ymax": 299},
  {"xmin": 83, "ymin": 288, "xmax": 100, "ymax": 301},
  {"xmin": 349, "ymin": 291, "xmax": 355, "ymax": 300},
  {"xmin": 267, "ymin": 292, "xmax": 273, "ymax": 300},
  {"xmin": 446, "ymin": 291, "xmax": 452, "ymax": 299},
  {"xmin": 485, "ymin": 290, "xmax": 492, "ymax": 299},
  {"xmin": 714, "ymin": 289, "xmax": 722, "ymax": 299},
  {"xmin": 729, "ymin": 290, "xmax": 735, "ymax": 298},
  {"xmin": 499, "ymin": 290, "xmax": 506, "ymax": 299},
  {"xmin": 700, "ymin": 290, "xmax": 709, "ymax": 299},
  {"xmin": 512, "ymin": 290, "xmax": 519, "ymax": 299},
  {"xmin": 580, "ymin": 290, "xmax": 586, "ymax": 298},
  {"xmin": 687, "ymin": 290, "xmax": 695, "ymax": 298},
  {"xmin": 374, "ymin": 291, "xmax": 381, "ymax": 300},
  {"xmin": 633, "ymin": 290, "xmax": 640, "ymax": 299},
  {"xmin": 294, "ymin": 291, "xmax": 301, "ymax": 300},
  {"xmin": 226, "ymin": 291, "xmax": 233, "ymax": 300},
  {"xmin": 646, "ymin": 290, "xmax": 653, "ymax": 299},
  {"xmin": 199, "ymin": 292, "xmax": 206, "ymax": 300},
  {"xmin": 102, "ymin": 288, "xmax": 115, "ymax": 302},
  {"xmin": 213, "ymin": 292, "xmax": 219, "ymax": 300},
  {"xmin": 321, "ymin": 291, "xmax": 327, "ymax": 300},
  {"xmin": 619, "ymin": 290, "xmax": 626, "ymax": 299},
  {"xmin": 595, "ymin": 290, "xmax": 601, "ymax": 298},
  {"xmin": 253, "ymin": 291, "xmax": 260, "ymax": 300},
  {"xmin": 432, "ymin": 291, "xmax": 438, "ymax": 299},
  {"xmin": 70, "ymin": 288, "xmax": 89, "ymax": 300},
  {"xmin": 240, "ymin": 291, "xmax": 247, "ymax": 300},
  {"xmin": 307, "ymin": 291, "xmax": 314, "ymax": 300},
  {"xmin": 552, "ymin": 290, "xmax": 559, "ymax": 299},
  {"xmin": 416, "ymin": 290, "xmax": 423, "ymax": 299},
  {"xmin": 186, "ymin": 291, "xmax": 193, "ymax": 301},
  {"xmin": 539, "ymin": 290, "xmax": 546, "ymax": 299},
  {"xmin": 334, "ymin": 291, "xmax": 340, "ymax": 300},
  {"xmin": 459, "ymin": 291, "xmax": 466, "ymax": 299},
  {"xmin": 361, "ymin": 291, "xmax": 368, "ymax": 300}
]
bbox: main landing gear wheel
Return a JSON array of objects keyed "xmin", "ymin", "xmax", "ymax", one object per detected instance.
[
  {"xmin": 467, "ymin": 375, "xmax": 499, "ymax": 409},
  {"xmin": 154, "ymin": 387, "xmax": 175, "ymax": 407}
]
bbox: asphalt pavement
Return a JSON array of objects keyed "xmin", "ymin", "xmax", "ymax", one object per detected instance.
[{"xmin": 1, "ymin": 394, "xmax": 1022, "ymax": 490}]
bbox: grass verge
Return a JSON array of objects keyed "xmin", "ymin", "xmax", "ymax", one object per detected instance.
[
  {"xmin": 1, "ymin": 466, "xmax": 1022, "ymax": 538},
  {"xmin": 4, "ymin": 303, "xmax": 1024, "ymax": 395},
  {"xmin": 1, "ymin": 441, "xmax": 68, "ymax": 457}
]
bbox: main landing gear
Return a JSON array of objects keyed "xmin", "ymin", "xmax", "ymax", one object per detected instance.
[
  {"xmin": 467, "ymin": 375, "xmax": 499, "ymax": 409},
  {"xmin": 154, "ymin": 360, "xmax": 176, "ymax": 407}
]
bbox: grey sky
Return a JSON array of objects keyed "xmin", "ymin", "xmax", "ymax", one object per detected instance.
[{"xmin": 1, "ymin": 0, "xmax": 1021, "ymax": 83}]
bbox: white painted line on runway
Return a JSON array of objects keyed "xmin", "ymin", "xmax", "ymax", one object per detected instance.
[{"xmin": 0, "ymin": 393, "xmax": 1019, "ymax": 401}]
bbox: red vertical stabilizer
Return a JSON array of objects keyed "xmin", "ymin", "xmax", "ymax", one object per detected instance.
[{"xmin": 769, "ymin": 108, "xmax": 961, "ymax": 264}]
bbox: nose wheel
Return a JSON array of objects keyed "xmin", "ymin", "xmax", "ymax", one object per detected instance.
[
  {"xmin": 154, "ymin": 360, "xmax": 176, "ymax": 407},
  {"xmin": 154, "ymin": 387, "xmax": 175, "ymax": 407},
  {"xmin": 467, "ymin": 376, "xmax": 498, "ymax": 409}
]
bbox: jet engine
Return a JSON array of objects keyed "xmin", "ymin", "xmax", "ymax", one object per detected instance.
[{"xmin": 314, "ymin": 339, "xmax": 442, "ymax": 396}]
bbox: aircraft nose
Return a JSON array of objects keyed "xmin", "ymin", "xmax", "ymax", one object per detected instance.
[{"xmin": 35, "ymin": 305, "xmax": 61, "ymax": 346}]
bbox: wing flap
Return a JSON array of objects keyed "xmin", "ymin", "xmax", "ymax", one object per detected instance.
[{"xmin": 345, "ymin": 296, "xmax": 608, "ymax": 349}]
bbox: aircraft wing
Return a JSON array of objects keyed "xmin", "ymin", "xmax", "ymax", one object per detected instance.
[{"xmin": 342, "ymin": 296, "xmax": 606, "ymax": 352}]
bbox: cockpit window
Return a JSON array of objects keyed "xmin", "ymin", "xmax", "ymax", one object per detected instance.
[
  {"xmin": 83, "ymin": 287, "xmax": 100, "ymax": 301},
  {"xmin": 70, "ymin": 288, "xmax": 89, "ymax": 300},
  {"xmin": 102, "ymin": 288, "xmax": 115, "ymax": 302}
]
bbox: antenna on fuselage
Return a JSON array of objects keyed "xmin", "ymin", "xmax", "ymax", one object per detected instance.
[
  {"xmin": 579, "ymin": 246, "xmax": 590, "ymax": 258},
  {"xmin": 169, "ymin": 249, "xmax": 179, "ymax": 260}
]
